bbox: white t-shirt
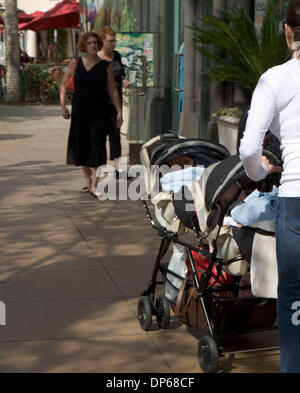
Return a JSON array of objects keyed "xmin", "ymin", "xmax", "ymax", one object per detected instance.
[{"xmin": 239, "ymin": 58, "xmax": 300, "ymax": 197}]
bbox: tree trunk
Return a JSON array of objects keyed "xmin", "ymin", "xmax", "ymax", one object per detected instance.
[{"xmin": 4, "ymin": 0, "xmax": 20, "ymax": 102}]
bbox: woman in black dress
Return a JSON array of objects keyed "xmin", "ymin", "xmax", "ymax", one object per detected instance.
[
  {"xmin": 97, "ymin": 26, "xmax": 130, "ymax": 178},
  {"xmin": 60, "ymin": 32, "xmax": 122, "ymax": 197}
]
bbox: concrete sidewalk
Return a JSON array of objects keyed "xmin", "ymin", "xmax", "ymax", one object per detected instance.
[{"xmin": 0, "ymin": 105, "xmax": 280, "ymax": 373}]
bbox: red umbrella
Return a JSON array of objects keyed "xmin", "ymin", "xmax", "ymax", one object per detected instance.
[
  {"xmin": 0, "ymin": 11, "xmax": 34, "ymax": 25},
  {"xmin": 0, "ymin": 11, "xmax": 44, "ymax": 32},
  {"xmin": 18, "ymin": 11, "xmax": 44, "ymax": 31},
  {"xmin": 20, "ymin": 0, "xmax": 80, "ymax": 32},
  {"xmin": 16, "ymin": 12, "xmax": 34, "ymax": 23}
]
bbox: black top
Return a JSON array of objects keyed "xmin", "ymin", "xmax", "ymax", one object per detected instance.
[
  {"xmin": 73, "ymin": 57, "xmax": 109, "ymax": 105},
  {"xmin": 110, "ymin": 50, "xmax": 125, "ymax": 100},
  {"xmin": 98, "ymin": 50, "xmax": 125, "ymax": 104}
]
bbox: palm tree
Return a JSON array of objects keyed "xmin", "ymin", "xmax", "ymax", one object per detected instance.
[
  {"xmin": 4, "ymin": 0, "xmax": 20, "ymax": 101},
  {"xmin": 192, "ymin": 0, "xmax": 289, "ymax": 92}
]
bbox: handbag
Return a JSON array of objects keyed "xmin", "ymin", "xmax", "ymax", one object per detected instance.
[
  {"xmin": 174, "ymin": 276, "xmax": 206, "ymax": 329},
  {"xmin": 174, "ymin": 276, "xmax": 234, "ymax": 331},
  {"xmin": 64, "ymin": 58, "xmax": 79, "ymax": 91}
]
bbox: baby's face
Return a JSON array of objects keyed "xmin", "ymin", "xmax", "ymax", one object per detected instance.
[{"xmin": 167, "ymin": 155, "xmax": 194, "ymax": 169}]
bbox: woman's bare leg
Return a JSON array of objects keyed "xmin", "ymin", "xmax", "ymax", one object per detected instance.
[
  {"xmin": 114, "ymin": 157, "xmax": 120, "ymax": 171},
  {"xmin": 81, "ymin": 166, "xmax": 91, "ymax": 191},
  {"xmin": 90, "ymin": 167, "xmax": 98, "ymax": 194}
]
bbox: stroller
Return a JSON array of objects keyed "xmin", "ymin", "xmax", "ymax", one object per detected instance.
[{"xmin": 137, "ymin": 133, "xmax": 280, "ymax": 373}]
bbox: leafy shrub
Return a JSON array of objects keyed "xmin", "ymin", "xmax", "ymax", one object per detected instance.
[{"xmin": 20, "ymin": 64, "xmax": 72, "ymax": 103}]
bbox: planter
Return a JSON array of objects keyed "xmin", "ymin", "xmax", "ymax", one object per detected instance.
[{"xmin": 216, "ymin": 115, "xmax": 240, "ymax": 155}]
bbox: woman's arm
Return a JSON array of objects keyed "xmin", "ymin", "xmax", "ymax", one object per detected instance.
[
  {"xmin": 115, "ymin": 50, "xmax": 130, "ymax": 88},
  {"xmin": 60, "ymin": 58, "xmax": 77, "ymax": 119},
  {"xmin": 107, "ymin": 64, "xmax": 123, "ymax": 128},
  {"xmin": 239, "ymin": 75, "xmax": 277, "ymax": 181}
]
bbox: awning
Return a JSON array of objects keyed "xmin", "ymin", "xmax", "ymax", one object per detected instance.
[{"xmin": 20, "ymin": 0, "xmax": 80, "ymax": 32}]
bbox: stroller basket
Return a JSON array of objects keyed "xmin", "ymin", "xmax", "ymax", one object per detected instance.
[
  {"xmin": 210, "ymin": 297, "xmax": 277, "ymax": 334},
  {"xmin": 174, "ymin": 276, "xmax": 277, "ymax": 335}
]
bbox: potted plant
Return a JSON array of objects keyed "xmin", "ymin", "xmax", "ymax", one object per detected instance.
[{"xmin": 213, "ymin": 107, "xmax": 242, "ymax": 155}]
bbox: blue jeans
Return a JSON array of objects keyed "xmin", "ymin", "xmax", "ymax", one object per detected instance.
[{"xmin": 276, "ymin": 197, "xmax": 300, "ymax": 373}]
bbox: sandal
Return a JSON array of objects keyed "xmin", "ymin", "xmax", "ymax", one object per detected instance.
[{"xmin": 81, "ymin": 186, "xmax": 90, "ymax": 193}]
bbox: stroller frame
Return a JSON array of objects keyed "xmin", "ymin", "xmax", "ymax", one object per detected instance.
[{"xmin": 138, "ymin": 182, "xmax": 279, "ymax": 373}]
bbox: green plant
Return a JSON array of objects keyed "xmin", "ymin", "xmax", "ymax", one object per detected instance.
[
  {"xmin": 21, "ymin": 64, "xmax": 49, "ymax": 101},
  {"xmin": 41, "ymin": 77, "xmax": 60, "ymax": 101},
  {"xmin": 215, "ymin": 106, "xmax": 242, "ymax": 118},
  {"xmin": 192, "ymin": 0, "xmax": 289, "ymax": 92},
  {"xmin": 20, "ymin": 64, "xmax": 69, "ymax": 103}
]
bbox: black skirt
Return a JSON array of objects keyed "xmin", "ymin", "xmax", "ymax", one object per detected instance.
[{"xmin": 66, "ymin": 101, "xmax": 108, "ymax": 167}]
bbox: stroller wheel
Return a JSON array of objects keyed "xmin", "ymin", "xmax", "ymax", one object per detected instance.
[
  {"xmin": 197, "ymin": 335, "xmax": 219, "ymax": 373},
  {"xmin": 137, "ymin": 296, "xmax": 153, "ymax": 331},
  {"xmin": 155, "ymin": 295, "xmax": 170, "ymax": 329}
]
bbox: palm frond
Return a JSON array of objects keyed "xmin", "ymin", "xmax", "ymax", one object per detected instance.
[{"xmin": 192, "ymin": 0, "xmax": 290, "ymax": 92}]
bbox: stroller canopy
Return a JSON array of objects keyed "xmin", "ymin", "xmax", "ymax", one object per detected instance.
[
  {"xmin": 140, "ymin": 133, "xmax": 231, "ymax": 197},
  {"xmin": 204, "ymin": 155, "xmax": 248, "ymax": 211},
  {"xmin": 151, "ymin": 138, "xmax": 229, "ymax": 167}
]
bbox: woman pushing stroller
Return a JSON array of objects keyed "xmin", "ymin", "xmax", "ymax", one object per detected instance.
[{"xmin": 240, "ymin": 0, "xmax": 300, "ymax": 373}]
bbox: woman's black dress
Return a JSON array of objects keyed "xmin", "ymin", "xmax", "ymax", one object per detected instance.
[{"xmin": 66, "ymin": 57, "xmax": 110, "ymax": 167}]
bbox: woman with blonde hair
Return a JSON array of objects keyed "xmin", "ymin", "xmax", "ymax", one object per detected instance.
[
  {"xmin": 97, "ymin": 26, "xmax": 130, "ymax": 178},
  {"xmin": 60, "ymin": 32, "xmax": 123, "ymax": 197},
  {"xmin": 239, "ymin": 0, "xmax": 300, "ymax": 372}
]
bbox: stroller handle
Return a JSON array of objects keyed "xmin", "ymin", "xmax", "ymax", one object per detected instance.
[
  {"xmin": 142, "ymin": 199, "xmax": 181, "ymax": 242},
  {"xmin": 142, "ymin": 199, "xmax": 158, "ymax": 230}
]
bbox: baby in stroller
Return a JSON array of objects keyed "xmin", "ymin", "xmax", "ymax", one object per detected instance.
[
  {"xmin": 138, "ymin": 133, "xmax": 281, "ymax": 373},
  {"xmin": 161, "ymin": 158, "xmax": 278, "ymax": 228}
]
